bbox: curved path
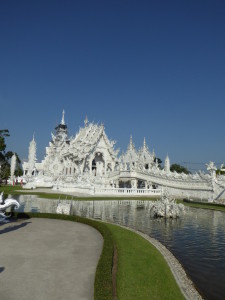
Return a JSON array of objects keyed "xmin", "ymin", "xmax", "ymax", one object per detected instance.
[{"xmin": 0, "ymin": 218, "xmax": 103, "ymax": 300}]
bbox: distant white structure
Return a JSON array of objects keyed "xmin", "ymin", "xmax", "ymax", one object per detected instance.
[
  {"xmin": 22, "ymin": 111, "xmax": 225, "ymax": 201},
  {"xmin": 164, "ymin": 154, "xmax": 170, "ymax": 173},
  {"xmin": 10, "ymin": 153, "xmax": 17, "ymax": 181},
  {"xmin": 23, "ymin": 135, "xmax": 37, "ymax": 177}
]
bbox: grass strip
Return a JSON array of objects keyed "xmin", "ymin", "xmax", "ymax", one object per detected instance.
[
  {"xmin": 105, "ymin": 223, "xmax": 185, "ymax": 300},
  {"xmin": 14, "ymin": 212, "xmax": 114, "ymax": 300},
  {"xmin": 177, "ymin": 199, "xmax": 225, "ymax": 211},
  {"xmin": 0, "ymin": 185, "xmax": 23, "ymax": 194}
]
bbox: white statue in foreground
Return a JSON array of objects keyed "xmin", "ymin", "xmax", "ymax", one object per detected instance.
[
  {"xmin": 150, "ymin": 189, "xmax": 185, "ymax": 218},
  {"xmin": 0, "ymin": 192, "xmax": 20, "ymax": 222}
]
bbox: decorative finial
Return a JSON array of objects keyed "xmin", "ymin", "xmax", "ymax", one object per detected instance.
[
  {"xmin": 152, "ymin": 149, "xmax": 155, "ymax": 157},
  {"xmin": 61, "ymin": 110, "xmax": 65, "ymax": 125},
  {"xmin": 143, "ymin": 137, "xmax": 146, "ymax": 148},
  {"xmin": 84, "ymin": 116, "xmax": 89, "ymax": 127},
  {"xmin": 129, "ymin": 135, "xmax": 132, "ymax": 147}
]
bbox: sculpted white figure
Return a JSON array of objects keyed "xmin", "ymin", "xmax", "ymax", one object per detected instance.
[
  {"xmin": 0, "ymin": 192, "xmax": 20, "ymax": 222},
  {"xmin": 56, "ymin": 202, "xmax": 71, "ymax": 215},
  {"xmin": 149, "ymin": 189, "xmax": 185, "ymax": 218}
]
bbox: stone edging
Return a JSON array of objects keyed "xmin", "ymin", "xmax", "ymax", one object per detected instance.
[{"xmin": 102, "ymin": 220, "xmax": 204, "ymax": 300}]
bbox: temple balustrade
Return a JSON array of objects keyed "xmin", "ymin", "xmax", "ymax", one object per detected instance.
[{"xmin": 94, "ymin": 187, "xmax": 162, "ymax": 196}]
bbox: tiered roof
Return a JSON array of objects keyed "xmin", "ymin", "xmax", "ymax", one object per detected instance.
[
  {"xmin": 138, "ymin": 137, "xmax": 155, "ymax": 164},
  {"xmin": 121, "ymin": 135, "xmax": 139, "ymax": 163},
  {"xmin": 63, "ymin": 119, "xmax": 119, "ymax": 161}
]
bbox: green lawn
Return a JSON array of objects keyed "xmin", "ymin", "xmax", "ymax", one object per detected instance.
[
  {"xmin": 106, "ymin": 223, "xmax": 185, "ymax": 300},
  {"xmin": 177, "ymin": 199, "xmax": 225, "ymax": 211},
  {"xmin": 0, "ymin": 185, "xmax": 23, "ymax": 194}
]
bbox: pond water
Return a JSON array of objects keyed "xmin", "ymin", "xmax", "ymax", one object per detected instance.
[{"xmin": 12, "ymin": 195, "xmax": 225, "ymax": 300}]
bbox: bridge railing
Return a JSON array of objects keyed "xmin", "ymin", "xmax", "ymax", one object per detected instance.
[{"xmin": 94, "ymin": 187, "xmax": 162, "ymax": 196}]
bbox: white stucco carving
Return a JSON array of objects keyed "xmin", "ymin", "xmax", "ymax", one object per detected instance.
[
  {"xmin": 56, "ymin": 202, "xmax": 71, "ymax": 215},
  {"xmin": 0, "ymin": 192, "xmax": 20, "ymax": 222},
  {"xmin": 149, "ymin": 189, "xmax": 185, "ymax": 218}
]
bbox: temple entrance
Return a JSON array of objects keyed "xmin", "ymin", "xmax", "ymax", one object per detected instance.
[
  {"xmin": 92, "ymin": 159, "xmax": 96, "ymax": 176},
  {"xmin": 119, "ymin": 181, "xmax": 131, "ymax": 188},
  {"xmin": 92, "ymin": 153, "xmax": 105, "ymax": 176},
  {"xmin": 138, "ymin": 180, "xmax": 145, "ymax": 189}
]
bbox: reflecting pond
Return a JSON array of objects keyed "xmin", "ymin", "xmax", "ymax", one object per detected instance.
[{"xmin": 13, "ymin": 195, "xmax": 225, "ymax": 300}]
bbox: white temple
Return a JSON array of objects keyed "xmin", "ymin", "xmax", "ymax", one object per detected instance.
[{"xmin": 22, "ymin": 111, "xmax": 225, "ymax": 201}]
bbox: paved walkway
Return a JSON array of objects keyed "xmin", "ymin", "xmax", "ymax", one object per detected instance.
[{"xmin": 0, "ymin": 218, "xmax": 103, "ymax": 300}]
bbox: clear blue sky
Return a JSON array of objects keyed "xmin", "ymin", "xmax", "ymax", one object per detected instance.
[{"xmin": 1, "ymin": 0, "xmax": 225, "ymax": 172}]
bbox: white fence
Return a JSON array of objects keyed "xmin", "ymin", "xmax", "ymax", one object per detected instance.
[{"xmin": 94, "ymin": 187, "xmax": 162, "ymax": 196}]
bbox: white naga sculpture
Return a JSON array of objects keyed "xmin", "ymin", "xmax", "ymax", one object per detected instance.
[{"xmin": 0, "ymin": 192, "xmax": 20, "ymax": 222}]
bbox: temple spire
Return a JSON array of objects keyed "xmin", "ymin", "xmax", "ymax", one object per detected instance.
[
  {"xmin": 84, "ymin": 115, "xmax": 89, "ymax": 127},
  {"xmin": 143, "ymin": 137, "xmax": 146, "ymax": 149},
  {"xmin": 61, "ymin": 110, "xmax": 65, "ymax": 125},
  {"xmin": 164, "ymin": 154, "xmax": 170, "ymax": 173},
  {"xmin": 130, "ymin": 135, "xmax": 133, "ymax": 147}
]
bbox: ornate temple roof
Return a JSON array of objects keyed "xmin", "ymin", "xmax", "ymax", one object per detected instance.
[
  {"xmin": 62, "ymin": 119, "xmax": 119, "ymax": 161},
  {"xmin": 121, "ymin": 135, "xmax": 139, "ymax": 163},
  {"xmin": 138, "ymin": 137, "xmax": 155, "ymax": 163}
]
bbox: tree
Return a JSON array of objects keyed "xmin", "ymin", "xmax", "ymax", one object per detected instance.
[
  {"xmin": 0, "ymin": 130, "xmax": 23, "ymax": 180},
  {"xmin": 170, "ymin": 164, "xmax": 191, "ymax": 174},
  {"xmin": 154, "ymin": 157, "xmax": 162, "ymax": 169},
  {"xmin": 216, "ymin": 164, "xmax": 225, "ymax": 175}
]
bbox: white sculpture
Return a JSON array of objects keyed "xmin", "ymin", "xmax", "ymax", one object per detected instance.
[
  {"xmin": 0, "ymin": 192, "xmax": 20, "ymax": 222},
  {"xmin": 150, "ymin": 189, "xmax": 185, "ymax": 218},
  {"xmin": 56, "ymin": 202, "xmax": 71, "ymax": 215}
]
